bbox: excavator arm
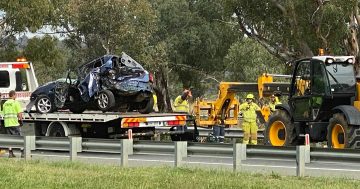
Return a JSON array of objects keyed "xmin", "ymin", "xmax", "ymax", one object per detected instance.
[{"xmin": 194, "ymin": 73, "xmax": 291, "ymax": 127}]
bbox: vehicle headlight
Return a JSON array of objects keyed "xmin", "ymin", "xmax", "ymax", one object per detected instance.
[
  {"xmin": 326, "ymin": 58, "xmax": 334, "ymax": 64},
  {"xmin": 347, "ymin": 58, "xmax": 354, "ymax": 64}
]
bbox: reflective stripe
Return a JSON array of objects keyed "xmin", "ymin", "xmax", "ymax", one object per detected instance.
[{"xmin": 4, "ymin": 114, "xmax": 17, "ymax": 118}]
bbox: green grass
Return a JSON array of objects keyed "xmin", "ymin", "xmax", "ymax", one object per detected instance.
[{"xmin": 0, "ymin": 159, "xmax": 359, "ymax": 189}]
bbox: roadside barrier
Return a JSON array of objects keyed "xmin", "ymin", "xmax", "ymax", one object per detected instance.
[{"xmin": 0, "ymin": 134, "xmax": 359, "ymax": 177}]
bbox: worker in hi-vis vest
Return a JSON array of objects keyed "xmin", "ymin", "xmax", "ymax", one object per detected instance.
[
  {"xmin": 239, "ymin": 94, "xmax": 261, "ymax": 145},
  {"xmin": 1, "ymin": 90, "xmax": 23, "ymax": 158},
  {"xmin": 173, "ymin": 89, "xmax": 192, "ymax": 113},
  {"xmin": 269, "ymin": 94, "xmax": 281, "ymax": 112}
]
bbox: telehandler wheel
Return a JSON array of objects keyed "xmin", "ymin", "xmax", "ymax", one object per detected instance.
[
  {"xmin": 265, "ymin": 110, "xmax": 298, "ymax": 146},
  {"xmin": 327, "ymin": 113, "xmax": 358, "ymax": 149}
]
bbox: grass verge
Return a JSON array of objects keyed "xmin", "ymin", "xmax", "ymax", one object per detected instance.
[{"xmin": 0, "ymin": 159, "xmax": 358, "ymax": 189}]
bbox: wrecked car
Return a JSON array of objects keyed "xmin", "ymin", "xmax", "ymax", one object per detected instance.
[{"xmin": 27, "ymin": 52, "xmax": 154, "ymax": 114}]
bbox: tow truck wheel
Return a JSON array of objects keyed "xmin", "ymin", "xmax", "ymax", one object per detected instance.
[
  {"xmin": 327, "ymin": 113, "xmax": 357, "ymax": 149},
  {"xmin": 35, "ymin": 95, "xmax": 55, "ymax": 114},
  {"xmin": 48, "ymin": 122, "xmax": 65, "ymax": 137},
  {"xmin": 265, "ymin": 110, "xmax": 297, "ymax": 146},
  {"xmin": 97, "ymin": 90, "xmax": 115, "ymax": 112}
]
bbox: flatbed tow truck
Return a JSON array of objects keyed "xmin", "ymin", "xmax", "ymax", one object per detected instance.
[{"xmin": 0, "ymin": 60, "xmax": 197, "ymax": 141}]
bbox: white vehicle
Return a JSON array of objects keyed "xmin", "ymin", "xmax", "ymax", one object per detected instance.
[
  {"xmin": 0, "ymin": 58, "xmax": 197, "ymax": 141},
  {"xmin": 0, "ymin": 59, "xmax": 38, "ymax": 108}
]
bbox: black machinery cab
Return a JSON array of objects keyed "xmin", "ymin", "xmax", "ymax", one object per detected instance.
[{"xmin": 289, "ymin": 56, "xmax": 356, "ymax": 122}]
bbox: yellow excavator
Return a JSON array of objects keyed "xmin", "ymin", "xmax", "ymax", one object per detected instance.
[{"xmin": 194, "ymin": 73, "xmax": 291, "ymax": 128}]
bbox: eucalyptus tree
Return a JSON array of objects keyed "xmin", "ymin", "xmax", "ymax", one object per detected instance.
[{"xmin": 225, "ymin": 0, "xmax": 360, "ymax": 69}]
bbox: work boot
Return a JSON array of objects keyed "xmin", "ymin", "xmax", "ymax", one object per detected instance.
[
  {"xmin": 8, "ymin": 150, "xmax": 16, "ymax": 158},
  {"xmin": 20, "ymin": 150, "xmax": 24, "ymax": 158},
  {"xmin": 0, "ymin": 149, "xmax": 6, "ymax": 156},
  {"xmin": 219, "ymin": 137, "xmax": 225, "ymax": 143}
]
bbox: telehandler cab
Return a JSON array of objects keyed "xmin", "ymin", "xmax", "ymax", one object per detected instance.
[{"xmin": 266, "ymin": 56, "xmax": 360, "ymax": 149}]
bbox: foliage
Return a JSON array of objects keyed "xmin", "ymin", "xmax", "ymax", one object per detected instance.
[
  {"xmin": 24, "ymin": 35, "xmax": 68, "ymax": 84},
  {"xmin": 0, "ymin": 36, "xmax": 20, "ymax": 61},
  {"xmin": 224, "ymin": 38, "xmax": 285, "ymax": 82},
  {"xmin": 224, "ymin": 0, "xmax": 359, "ymax": 64},
  {"xmin": 7, "ymin": 1, "xmax": 360, "ymax": 112}
]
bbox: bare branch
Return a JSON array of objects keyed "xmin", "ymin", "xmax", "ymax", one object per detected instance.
[
  {"xmin": 234, "ymin": 8, "xmax": 295, "ymax": 62},
  {"xmin": 270, "ymin": 0, "xmax": 286, "ymax": 14}
]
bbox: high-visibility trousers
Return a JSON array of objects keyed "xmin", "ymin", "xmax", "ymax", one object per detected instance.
[{"xmin": 242, "ymin": 121, "xmax": 258, "ymax": 145}]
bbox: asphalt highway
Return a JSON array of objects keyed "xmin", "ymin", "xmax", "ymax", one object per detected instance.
[{"xmin": 2, "ymin": 150, "xmax": 360, "ymax": 179}]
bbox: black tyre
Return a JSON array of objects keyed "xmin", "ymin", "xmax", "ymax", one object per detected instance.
[
  {"xmin": 265, "ymin": 110, "xmax": 299, "ymax": 146},
  {"xmin": 97, "ymin": 90, "xmax": 116, "ymax": 112},
  {"xmin": 69, "ymin": 104, "xmax": 86, "ymax": 114},
  {"xmin": 327, "ymin": 113, "xmax": 360, "ymax": 149},
  {"xmin": 48, "ymin": 123, "xmax": 65, "ymax": 137},
  {"xmin": 138, "ymin": 96, "xmax": 154, "ymax": 114},
  {"xmin": 35, "ymin": 95, "xmax": 55, "ymax": 114}
]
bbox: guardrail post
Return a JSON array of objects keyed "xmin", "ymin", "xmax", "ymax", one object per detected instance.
[
  {"xmin": 240, "ymin": 143, "xmax": 247, "ymax": 160},
  {"xmin": 24, "ymin": 135, "xmax": 35, "ymax": 160},
  {"xmin": 296, "ymin": 145, "xmax": 305, "ymax": 177},
  {"xmin": 304, "ymin": 145, "xmax": 310, "ymax": 164},
  {"xmin": 233, "ymin": 143, "xmax": 242, "ymax": 172},
  {"xmin": 121, "ymin": 139, "xmax": 132, "ymax": 167},
  {"xmin": 175, "ymin": 141, "xmax": 187, "ymax": 167},
  {"xmin": 70, "ymin": 136, "xmax": 81, "ymax": 161}
]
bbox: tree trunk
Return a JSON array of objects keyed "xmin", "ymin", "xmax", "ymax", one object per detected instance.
[
  {"xmin": 153, "ymin": 66, "xmax": 173, "ymax": 112},
  {"xmin": 348, "ymin": 8, "xmax": 360, "ymax": 74}
]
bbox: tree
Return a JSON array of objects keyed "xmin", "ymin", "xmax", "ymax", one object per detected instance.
[
  {"xmin": 154, "ymin": 0, "xmax": 242, "ymax": 97},
  {"xmin": 0, "ymin": 0, "xmax": 56, "ymax": 42},
  {"xmin": 225, "ymin": 0, "xmax": 360, "ymax": 69},
  {"xmin": 224, "ymin": 38, "xmax": 285, "ymax": 82},
  {"xmin": 24, "ymin": 35, "xmax": 68, "ymax": 84}
]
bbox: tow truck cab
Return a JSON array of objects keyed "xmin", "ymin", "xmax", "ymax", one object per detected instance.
[{"xmin": 0, "ymin": 60, "xmax": 39, "ymax": 108}]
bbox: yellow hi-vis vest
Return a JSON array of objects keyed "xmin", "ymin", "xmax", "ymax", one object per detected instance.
[
  {"xmin": 2, "ymin": 99, "xmax": 22, "ymax": 127},
  {"xmin": 269, "ymin": 98, "xmax": 282, "ymax": 112},
  {"xmin": 173, "ymin": 95, "xmax": 189, "ymax": 113},
  {"xmin": 239, "ymin": 102, "xmax": 261, "ymax": 123}
]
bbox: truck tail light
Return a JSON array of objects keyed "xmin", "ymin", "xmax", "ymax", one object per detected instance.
[
  {"xmin": 128, "ymin": 122, "xmax": 140, "ymax": 127},
  {"xmin": 167, "ymin": 120, "xmax": 185, "ymax": 126}
]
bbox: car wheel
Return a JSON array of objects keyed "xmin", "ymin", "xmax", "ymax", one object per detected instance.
[
  {"xmin": 97, "ymin": 90, "xmax": 116, "ymax": 112},
  {"xmin": 69, "ymin": 104, "xmax": 86, "ymax": 114},
  {"xmin": 138, "ymin": 95, "xmax": 154, "ymax": 114},
  {"xmin": 35, "ymin": 95, "xmax": 54, "ymax": 114}
]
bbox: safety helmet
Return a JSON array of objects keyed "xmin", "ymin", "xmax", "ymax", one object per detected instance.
[{"xmin": 246, "ymin": 94, "xmax": 254, "ymax": 99}]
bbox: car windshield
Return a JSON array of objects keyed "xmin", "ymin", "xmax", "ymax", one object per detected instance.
[{"xmin": 325, "ymin": 63, "xmax": 355, "ymax": 93}]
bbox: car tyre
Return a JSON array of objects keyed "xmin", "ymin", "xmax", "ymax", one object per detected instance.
[
  {"xmin": 69, "ymin": 104, "xmax": 86, "ymax": 114},
  {"xmin": 138, "ymin": 95, "xmax": 154, "ymax": 114},
  {"xmin": 35, "ymin": 95, "xmax": 55, "ymax": 114},
  {"xmin": 97, "ymin": 90, "xmax": 116, "ymax": 112}
]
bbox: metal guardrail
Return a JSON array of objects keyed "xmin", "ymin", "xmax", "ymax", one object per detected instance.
[
  {"xmin": 155, "ymin": 127, "xmax": 265, "ymax": 138},
  {"xmin": 1, "ymin": 134, "xmax": 360, "ymax": 177}
]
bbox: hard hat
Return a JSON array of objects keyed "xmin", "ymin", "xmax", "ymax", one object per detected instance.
[{"xmin": 246, "ymin": 94, "xmax": 254, "ymax": 99}]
